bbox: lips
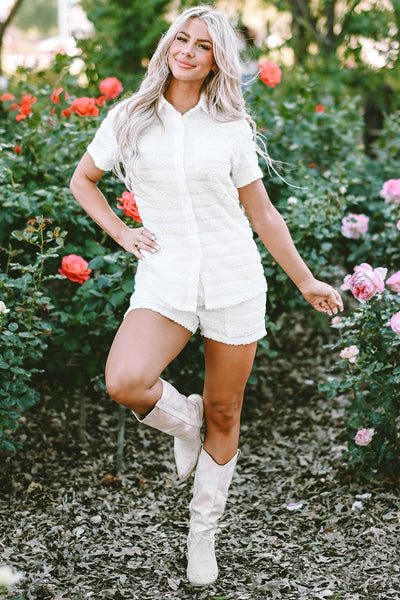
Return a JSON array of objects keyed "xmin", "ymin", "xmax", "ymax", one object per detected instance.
[{"xmin": 175, "ymin": 59, "xmax": 195, "ymax": 69}]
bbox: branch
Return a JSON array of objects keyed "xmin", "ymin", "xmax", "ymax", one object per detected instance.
[
  {"xmin": 336, "ymin": 0, "xmax": 364, "ymax": 44},
  {"xmin": 0, "ymin": 0, "xmax": 25, "ymax": 33},
  {"xmin": 0, "ymin": 0, "xmax": 25, "ymax": 74}
]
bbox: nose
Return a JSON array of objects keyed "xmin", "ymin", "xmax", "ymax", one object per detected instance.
[{"xmin": 181, "ymin": 44, "xmax": 195, "ymax": 57}]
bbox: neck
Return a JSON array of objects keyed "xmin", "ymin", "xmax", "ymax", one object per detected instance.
[{"xmin": 164, "ymin": 79, "xmax": 203, "ymax": 114}]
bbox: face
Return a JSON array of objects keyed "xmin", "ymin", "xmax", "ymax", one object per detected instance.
[{"xmin": 168, "ymin": 18, "xmax": 217, "ymax": 85}]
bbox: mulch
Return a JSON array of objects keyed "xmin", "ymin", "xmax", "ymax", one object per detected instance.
[{"xmin": 1, "ymin": 326, "xmax": 399, "ymax": 600}]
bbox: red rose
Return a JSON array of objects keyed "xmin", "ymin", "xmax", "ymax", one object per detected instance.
[
  {"xmin": 71, "ymin": 97, "xmax": 99, "ymax": 117},
  {"xmin": 15, "ymin": 94, "xmax": 37, "ymax": 121},
  {"xmin": 1, "ymin": 92, "xmax": 15, "ymax": 101},
  {"xmin": 61, "ymin": 106, "xmax": 72, "ymax": 117},
  {"xmin": 51, "ymin": 87, "xmax": 64, "ymax": 103},
  {"xmin": 116, "ymin": 191, "xmax": 142, "ymax": 223},
  {"xmin": 96, "ymin": 95, "xmax": 107, "ymax": 107},
  {"xmin": 315, "ymin": 105, "xmax": 325, "ymax": 112},
  {"xmin": 16, "ymin": 112, "xmax": 28, "ymax": 121},
  {"xmin": 14, "ymin": 145, "xmax": 22, "ymax": 155},
  {"xmin": 308, "ymin": 162, "xmax": 316, "ymax": 168},
  {"xmin": 259, "ymin": 61, "xmax": 282, "ymax": 87},
  {"xmin": 58, "ymin": 254, "xmax": 92, "ymax": 284},
  {"xmin": 99, "ymin": 77, "xmax": 123, "ymax": 100}
]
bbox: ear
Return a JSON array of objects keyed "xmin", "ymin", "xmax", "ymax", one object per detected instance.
[{"xmin": 211, "ymin": 65, "xmax": 219, "ymax": 73}]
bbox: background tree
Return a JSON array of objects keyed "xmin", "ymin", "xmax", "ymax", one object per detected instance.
[
  {"xmin": 267, "ymin": 0, "xmax": 400, "ymax": 70},
  {"xmin": 0, "ymin": 0, "xmax": 25, "ymax": 75},
  {"xmin": 77, "ymin": 0, "xmax": 175, "ymax": 92}
]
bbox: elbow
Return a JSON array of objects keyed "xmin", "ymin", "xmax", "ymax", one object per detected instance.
[{"xmin": 69, "ymin": 169, "xmax": 79, "ymax": 197}]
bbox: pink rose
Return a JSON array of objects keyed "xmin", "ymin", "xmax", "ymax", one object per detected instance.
[
  {"xmin": 116, "ymin": 191, "xmax": 142, "ymax": 223},
  {"xmin": 390, "ymin": 312, "xmax": 400, "ymax": 336},
  {"xmin": 340, "ymin": 345, "xmax": 359, "ymax": 363},
  {"xmin": 341, "ymin": 213, "xmax": 369, "ymax": 239},
  {"xmin": 259, "ymin": 61, "xmax": 282, "ymax": 87},
  {"xmin": 341, "ymin": 263, "xmax": 387, "ymax": 302},
  {"xmin": 397, "ymin": 220, "xmax": 400, "ymax": 231},
  {"xmin": 99, "ymin": 77, "xmax": 123, "ymax": 100},
  {"xmin": 58, "ymin": 254, "xmax": 92, "ymax": 284},
  {"xmin": 386, "ymin": 271, "xmax": 400, "ymax": 293},
  {"xmin": 380, "ymin": 179, "xmax": 400, "ymax": 205},
  {"xmin": 354, "ymin": 428, "xmax": 374, "ymax": 446}
]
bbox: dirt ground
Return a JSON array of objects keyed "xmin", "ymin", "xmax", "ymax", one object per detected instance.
[{"xmin": 1, "ymin": 329, "xmax": 400, "ymax": 600}]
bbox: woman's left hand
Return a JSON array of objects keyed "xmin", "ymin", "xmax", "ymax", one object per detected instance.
[{"xmin": 299, "ymin": 278, "xmax": 343, "ymax": 315}]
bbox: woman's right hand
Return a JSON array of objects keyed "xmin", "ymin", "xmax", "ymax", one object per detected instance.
[{"xmin": 118, "ymin": 226, "xmax": 160, "ymax": 260}]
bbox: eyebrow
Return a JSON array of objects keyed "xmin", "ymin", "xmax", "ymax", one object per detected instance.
[{"xmin": 177, "ymin": 30, "xmax": 212, "ymax": 44}]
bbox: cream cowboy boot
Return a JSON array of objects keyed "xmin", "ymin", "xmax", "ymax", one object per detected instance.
[
  {"xmin": 187, "ymin": 448, "xmax": 239, "ymax": 587},
  {"xmin": 132, "ymin": 379, "xmax": 203, "ymax": 480}
]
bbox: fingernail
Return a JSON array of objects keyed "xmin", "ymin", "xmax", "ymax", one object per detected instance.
[{"xmin": 155, "ymin": 244, "xmax": 160, "ymax": 250}]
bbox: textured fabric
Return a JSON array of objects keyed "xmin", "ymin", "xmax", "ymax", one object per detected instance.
[
  {"xmin": 125, "ymin": 281, "xmax": 267, "ymax": 346},
  {"xmin": 87, "ymin": 96, "xmax": 267, "ymax": 310}
]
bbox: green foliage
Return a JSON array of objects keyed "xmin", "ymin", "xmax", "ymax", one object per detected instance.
[
  {"xmin": 0, "ymin": 217, "xmax": 65, "ymax": 451},
  {"xmin": 77, "ymin": 0, "xmax": 172, "ymax": 92}
]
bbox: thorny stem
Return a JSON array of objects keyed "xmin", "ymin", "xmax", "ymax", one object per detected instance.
[{"xmin": 28, "ymin": 220, "xmax": 47, "ymax": 330}]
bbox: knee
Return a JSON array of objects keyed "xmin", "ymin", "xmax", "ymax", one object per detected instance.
[
  {"xmin": 205, "ymin": 394, "xmax": 243, "ymax": 433},
  {"xmin": 105, "ymin": 367, "xmax": 148, "ymax": 408}
]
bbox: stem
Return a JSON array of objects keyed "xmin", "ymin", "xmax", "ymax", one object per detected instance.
[
  {"xmin": 116, "ymin": 405, "xmax": 126, "ymax": 473},
  {"xmin": 28, "ymin": 222, "xmax": 46, "ymax": 330},
  {"xmin": 78, "ymin": 396, "xmax": 87, "ymax": 444}
]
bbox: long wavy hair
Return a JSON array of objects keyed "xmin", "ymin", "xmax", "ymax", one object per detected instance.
[{"xmin": 113, "ymin": 5, "xmax": 273, "ymax": 188}]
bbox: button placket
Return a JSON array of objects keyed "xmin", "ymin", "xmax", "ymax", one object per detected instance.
[{"xmin": 171, "ymin": 113, "xmax": 202, "ymax": 309}]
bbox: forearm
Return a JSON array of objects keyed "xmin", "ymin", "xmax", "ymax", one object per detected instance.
[
  {"xmin": 239, "ymin": 180, "xmax": 315, "ymax": 291},
  {"xmin": 254, "ymin": 207, "xmax": 315, "ymax": 290}
]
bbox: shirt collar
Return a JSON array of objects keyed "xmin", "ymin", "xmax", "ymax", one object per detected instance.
[{"xmin": 158, "ymin": 93, "xmax": 208, "ymax": 116}]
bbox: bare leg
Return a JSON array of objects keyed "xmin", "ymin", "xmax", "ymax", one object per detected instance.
[
  {"xmin": 105, "ymin": 309, "xmax": 192, "ymax": 414},
  {"xmin": 202, "ymin": 338, "xmax": 257, "ymax": 464}
]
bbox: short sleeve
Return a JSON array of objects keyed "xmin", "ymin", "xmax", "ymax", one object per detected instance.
[
  {"xmin": 87, "ymin": 107, "xmax": 119, "ymax": 171},
  {"xmin": 230, "ymin": 120, "xmax": 263, "ymax": 188}
]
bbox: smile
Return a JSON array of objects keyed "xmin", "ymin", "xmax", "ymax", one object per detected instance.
[{"xmin": 175, "ymin": 59, "xmax": 195, "ymax": 69}]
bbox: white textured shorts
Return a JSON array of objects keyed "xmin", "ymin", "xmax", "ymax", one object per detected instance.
[{"xmin": 125, "ymin": 285, "xmax": 267, "ymax": 346}]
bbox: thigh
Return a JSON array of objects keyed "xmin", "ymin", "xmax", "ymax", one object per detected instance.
[
  {"xmin": 106, "ymin": 308, "xmax": 193, "ymax": 388},
  {"xmin": 202, "ymin": 338, "xmax": 257, "ymax": 403}
]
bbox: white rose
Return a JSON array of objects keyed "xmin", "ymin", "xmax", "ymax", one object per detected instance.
[{"xmin": 0, "ymin": 301, "xmax": 10, "ymax": 314}]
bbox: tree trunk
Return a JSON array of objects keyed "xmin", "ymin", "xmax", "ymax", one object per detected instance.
[{"xmin": 0, "ymin": 0, "xmax": 25, "ymax": 75}]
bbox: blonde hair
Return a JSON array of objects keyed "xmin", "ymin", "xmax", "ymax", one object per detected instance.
[{"xmin": 113, "ymin": 5, "xmax": 273, "ymax": 188}]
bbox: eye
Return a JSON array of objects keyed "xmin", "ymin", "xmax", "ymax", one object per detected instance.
[
  {"xmin": 199, "ymin": 44, "xmax": 211, "ymax": 51},
  {"xmin": 176, "ymin": 35, "xmax": 187, "ymax": 43}
]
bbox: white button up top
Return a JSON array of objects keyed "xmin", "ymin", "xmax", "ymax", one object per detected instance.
[{"xmin": 87, "ymin": 97, "xmax": 267, "ymax": 310}]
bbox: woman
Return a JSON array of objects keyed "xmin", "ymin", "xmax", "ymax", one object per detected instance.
[{"xmin": 70, "ymin": 5, "xmax": 343, "ymax": 588}]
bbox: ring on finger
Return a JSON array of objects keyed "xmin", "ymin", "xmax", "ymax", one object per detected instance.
[{"xmin": 134, "ymin": 241, "xmax": 139, "ymax": 248}]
